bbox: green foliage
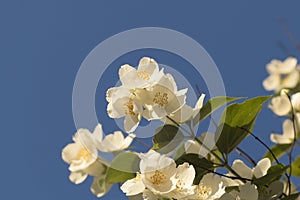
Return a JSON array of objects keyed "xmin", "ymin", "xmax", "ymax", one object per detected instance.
[
  {"xmin": 264, "ymin": 144, "xmax": 291, "ymax": 163},
  {"xmin": 291, "ymin": 156, "xmax": 300, "ymax": 177},
  {"xmin": 252, "ymin": 164, "xmax": 288, "ymax": 187},
  {"xmin": 216, "ymin": 96, "xmax": 270, "ymax": 154},
  {"xmin": 175, "ymin": 153, "xmax": 214, "ymax": 184},
  {"xmin": 281, "ymin": 193, "xmax": 300, "ymax": 200},
  {"xmin": 193, "ymin": 96, "xmax": 241, "ymax": 126},
  {"xmin": 153, "ymin": 125, "xmax": 184, "ymax": 154},
  {"xmin": 105, "ymin": 152, "xmax": 140, "ymax": 184}
]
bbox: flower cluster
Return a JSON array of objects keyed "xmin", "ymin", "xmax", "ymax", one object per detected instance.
[
  {"xmin": 263, "ymin": 57, "xmax": 300, "ymax": 144},
  {"xmin": 62, "ymin": 57, "xmax": 300, "ymax": 199},
  {"xmin": 61, "ymin": 124, "xmax": 135, "ymax": 197}
]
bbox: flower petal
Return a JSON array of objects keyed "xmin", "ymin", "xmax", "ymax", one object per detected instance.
[
  {"xmin": 253, "ymin": 158, "xmax": 271, "ymax": 178},
  {"xmin": 69, "ymin": 171, "xmax": 88, "ymax": 184},
  {"xmin": 232, "ymin": 160, "xmax": 253, "ymax": 179}
]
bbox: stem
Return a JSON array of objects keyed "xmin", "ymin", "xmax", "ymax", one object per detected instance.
[
  {"xmin": 236, "ymin": 147, "xmax": 257, "ymax": 167},
  {"xmin": 285, "ymin": 93, "xmax": 298, "ymax": 195},
  {"xmin": 237, "ymin": 126, "xmax": 281, "ymax": 165}
]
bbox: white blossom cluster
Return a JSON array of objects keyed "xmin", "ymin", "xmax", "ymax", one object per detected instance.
[
  {"xmin": 263, "ymin": 57, "xmax": 300, "ymax": 144},
  {"xmin": 61, "ymin": 57, "xmax": 299, "ymax": 200}
]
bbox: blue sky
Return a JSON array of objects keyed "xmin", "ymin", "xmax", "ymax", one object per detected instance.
[{"xmin": 1, "ymin": 1, "xmax": 300, "ymax": 199}]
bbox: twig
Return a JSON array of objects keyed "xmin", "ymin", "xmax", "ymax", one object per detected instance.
[{"xmin": 236, "ymin": 147, "xmax": 257, "ymax": 167}]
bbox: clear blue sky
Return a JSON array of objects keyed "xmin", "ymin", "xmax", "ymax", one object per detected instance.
[{"xmin": 1, "ymin": 1, "xmax": 300, "ymax": 199}]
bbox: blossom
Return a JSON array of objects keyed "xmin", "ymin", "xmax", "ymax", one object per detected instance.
[
  {"xmin": 268, "ymin": 91, "xmax": 291, "ymax": 116},
  {"xmin": 166, "ymin": 163, "xmax": 196, "ymax": 199},
  {"xmin": 136, "ymin": 73, "xmax": 187, "ymax": 120},
  {"xmin": 107, "ymin": 86, "xmax": 143, "ymax": 133},
  {"xmin": 185, "ymin": 173, "xmax": 225, "ymax": 200},
  {"xmin": 139, "ymin": 150, "xmax": 178, "ymax": 195},
  {"xmin": 263, "ymin": 57, "xmax": 299, "ymax": 92},
  {"xmin": 98, "ymin": 131, "xmax": 135, "ymax": 152},
  {"xmin": 119, "ymin": 57, "xmax": 164, "ymax": 89},
  {"xmin": 270, "ymin": 113, "xmax": 300, "ymax": 144},
  {"xmin": 61, "ymin": 124, "xmax": 106, "ymax": 184},
  {"xmin": 222, "ymin": 158, "xmax": 271, "ymax": 186},
  {"xmin": 164, "ymin": 93, "xmax": 205, "ymax": 125},
  {"xmin": 121, "ymin": 173, "xmax": 146, "ymax": 196},
  {"xmin": 220, "ymin": 182, "xmax": 258, "ymax": 200}
]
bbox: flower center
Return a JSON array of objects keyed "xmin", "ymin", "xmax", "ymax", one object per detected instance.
[
  {"xmin": 176, "ymin": 179, "xmax": 186, "ymax": 191},
  {"xmin": 196, "ymin": 184, "xmax": 212, "ymax": 199},
  {"xmin": 77, "ymin": 148, "xmax": 91, "ymax": 161},
  {"xmin": 136, "ymin": 70, "xmax": 150, "ymax": 80},
  {"xmin": 150, "ymin": 170, "xmax": 167, "ymax": 186},
  {"xmin": 153, "ymin": 92, "xmax": 168, "ymax": 106},
  {"xmin": 123, "ymin": 99, "xmax": 135, "ymax": 115}
]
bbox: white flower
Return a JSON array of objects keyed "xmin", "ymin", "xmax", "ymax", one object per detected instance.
[
  {"xmin": 121, "ymin": 173, "xmax": 146, "ymax": 196},
  {"xmin": 98, "ymin": 131, "xmax": 135, "ymax": 152},
  {"xmin": 142, "ymin": 189, "xmax": 163, "ymax": 200},
  {"xmin": 220, "ymin": 182, "xmax": 258, "ymax": 200},
  {"xmin": 139, "ymin": 150, "xmax": 177, "ymax": 195},
  {"xmin": 136, "ymin": 73, "xmax": 187, "ymax": 120},
  {"xmin": 61, "ymin": 124, "xmax": 106, "ymax": 184},
  {"xmin": 186, "ymin": 173, "xmax": 225, "ymax": 200},
  {"xmin": 107, "ymin": 86, "xmax": 143, "ymax": 133},
  {"xmin": 263, "ymin": 57, "xmax": 299, "ymax": 92},
  {"xmin": 270, "ymin": 113, "xmax": 300, "ymax": 144},
  {"xmin": 268, "ymin": 91, "xmax": 292, "ymax": 116},
  {"xmin": 222, "ymin": 158, "xmax": 271, "ymax": 186},
  {"xmin": 166, "ymin": 163, "xmax": 196, "ymax": 199},
  {"xmin": 119, "ymin": 57, "xmax": 164, "ymax": 89},
  {"xmin": 164, "ymin": 94, "xmax": 205, "ymax": 125}
]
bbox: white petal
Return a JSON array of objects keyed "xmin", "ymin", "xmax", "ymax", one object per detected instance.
[
  {"xmin": 122, "ymin": 134, "xmax": 136, "ymax": 150},
  {"xmin": 165, "ymin": 105, "xmax": 193, "ymax": 124},
  {"xmin": 232, "ymin": 160, "xmax": 253, "ymax": 179},
  {"xmin": 292, "ymin": 92, "xmax": 300, "ymax": 111},
  {"xmin": 282, "ymin": 69, "xmax": 300, "ymax": 89},
  {"xmin": 270, "ymin": 133, "xmax": 293, "ymax": 144},
  {"xmin": 137, "ymin": 57, "xmax": 159, "ymax": 75},
  {"xmin": 193, "ymin": 93, "xmax": 206, "ymax": 118},
  {"xmin": 253, "ymin": 158, "xmax": 271, "ymax": 178},
  {"xmin": 269, "ymin": 95, "xmax": 291, "ymax": 116},
  {"xmin": 90, "ymin": 176, "xmax": 113, "ymax": 197},
  {"xmin": 283, "ymin": 119, "xmax": 295, "ymax": 138},
  {"xmin": 62, "ymin": 143, "xmax": 82, "ymax": 164},
  {"xmin": 282, "ymin": 57, "xmax": 298, "ymax": 73},
  {"xmin": 200, "ymin": 173, "xmax": 223, "ymax": 196},
  {"xmin": 184, "ymin": 140, "xmax": 201, "ymax": 154},
  {"xmin": 119, "ymin": 64, "xmax": 137, "ymax": 85},
  {"xmin": 124, "ymin": 114, "xmax": 140, "ymax": 133},
  {"xmin": 175, "ymin": 163, "xmax": 196, "ymax": 187},
  {"xmin": 69, "ymin": 171, "xmax": 88, "ymax": 184},
  {"xmin": 120, "ymin": 174, "xmax": 145, "ymax": 196},
  {"xmin": 93, "ymin": 124, "xmax": 103, "ymax": 146},
  {"xmin": 239, "ymin": 182, "xmax": 258, "ymax": 200},
  {"xmin": 263, "ymin": 74, "xmax": 281, "ymax": 91}
]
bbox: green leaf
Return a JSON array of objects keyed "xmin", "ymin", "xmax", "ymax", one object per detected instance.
[
  {"xmin": 193, "ymin": 96, "xmax": 241, "ymax": 126},
  {"xmin": 264, "ymin": 144, "xmax": 291, "ymax": 163},
  {"xmin": 153, "ymin": 125, "xmax": 184, "ymax": 154},
  {"xmin": 252, "ymin": 164, "xmax": 288, "ymax": 187},
  {"xmin": 216, "ymin": 96, "xmax": 270, "ymax": 154},
  {"xmin": 105, "ymin": 152, "xmax": 140, "ymax": 184},
  {"xmin": 175, "ymin": 153, "xmax": 214, "ymax": 184},
  {"xmin": 291, "ymin": 156, "xmax": 300, "ymax": 177},
  {"xmin": 281, "ymin": 193, "xmax": 300, "ymax": 200}
]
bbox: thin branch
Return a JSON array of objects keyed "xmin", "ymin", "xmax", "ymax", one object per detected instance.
[
  {"xmin": 285, "ymin": 92, "xmax": 298, "ymax": 195},
  {"xmin": 236, "ymin": 147, "xmax": 257, "ymax": 167},
  {"xmin": 237, "ymin": 126, "xmax": 281, "ymax": 165},
  {"xmin": 277, "ymin": 16, "xmax": 300, "ymax": 54}
]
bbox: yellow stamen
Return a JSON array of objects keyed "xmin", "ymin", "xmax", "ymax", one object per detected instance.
[
  {"xmin": 153, "ymin": 92, "xmax": 168, "ymax": 106},
  {"xmin": 150, "ymin": 170, "xmax": 167, "ymax": 186}
]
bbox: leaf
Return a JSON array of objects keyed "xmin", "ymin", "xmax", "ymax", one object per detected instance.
[
  {"xmin": 105, "ymin": 152, "xmax": 140, "ymax": 184},
  {"xmin": 281, "ymin": 193, "xmax": 300, "ymax": 200},
  {"xmin": 216, "ymin": 96, "xmax": 270, "ymax": 154},
  {"xmin": 193, "ymin": 96, "xmax": 241, "ymax": 126},
  {"xmin": 252, "ymin": 164, "xmax": 288, "ymax": 187},
  {"xmin": 264, "ymin": 144, "xmax": 291, "ymax": 163},
  {"xmin": 291, "ymin": 156, "xmax": 300, "ymax": 177},
  {"xmin": 175, "ymin": 153, "xmax": 214, "ymax": 184},
  {"xmin": 153, "ymin": 125, "xmax": 184, "ymax": 154}
]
